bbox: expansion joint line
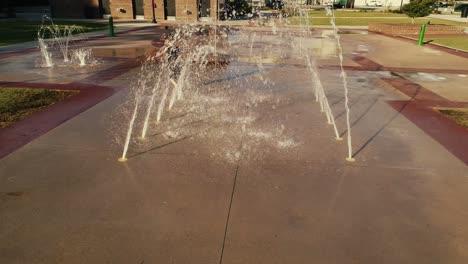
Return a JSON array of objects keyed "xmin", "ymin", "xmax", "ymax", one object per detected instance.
[{"xmin": 219, "ymin": 165, "xmax": 240, "ymax": 264}]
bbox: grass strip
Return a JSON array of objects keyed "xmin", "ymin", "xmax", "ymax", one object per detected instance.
[
  {"xmin": 308, "ymin": 10, "xmax": 407, "ymax": 17},
  {"xmin": 0, "ymin": 20, "xmax": 108, "ymax": 46},
  {"xmin": 430, "ymin": 37, "xmax": 468, "ymax": 51},
  {"xmin": 0, "ymin": 87, "xmax": 77, "ymax": 128},
  {"xmin": 287, "ymin": 17, "xmax": 468, "ymax": 27},
  {"xmin": 438, "ymin": 108, "xmax": 468, "ymax": 129}
]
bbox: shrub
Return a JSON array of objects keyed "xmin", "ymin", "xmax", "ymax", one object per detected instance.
[{"xmin": 401, "ymin": 0, "xmax": 436, "ymax": 23}]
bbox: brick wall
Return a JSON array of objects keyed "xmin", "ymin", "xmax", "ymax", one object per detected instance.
[
  {"xmin": 106, "ymin": 0, "xmax": 221, "ymax": 21},
  {"xmin": 109, "ymin": 0, "xmax": 134, "ymax": 19},
  {"xmin": 153, "ymin": 0, "xmax": 165, "ymax": 20},
  {"xmin": 52, "ymin": 0, "xmax": 100, "ymax": 18},
  {"xmin": 177, "ymin": 0, "xmax": 198, "ymax": 21},
  {"xmin": 210, "ymin": 0, "xmax": 219, "ymax": 20},
  {"xmin": 49, "ymin": 0, "xmax": 222, "ymax": 20},
  {"xmin": 142, "ymin": 0, "xmax": 171, "ymax": 21},
  {"xmin": 368, "ymin": 23, "xmax": 464, "ymax": 35},
  {"xmin": 143, "ymin": 0, "xmax": 154, "ymax": 20}
]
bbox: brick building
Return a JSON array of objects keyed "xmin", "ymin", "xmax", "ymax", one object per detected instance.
[
  {"xmin": 2, "ymin": 0, "xmax": 220, "ymax": 21},
  {"xmin": 106, "ymin": 0, "xmax": 220, "ymax": 21},
  {"xmin": 51, "ymin": 0, "xmax": 101, "ymax": 18}
]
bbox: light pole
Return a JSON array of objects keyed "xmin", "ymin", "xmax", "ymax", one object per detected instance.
[{"xmin": 151, "ymin": 0, "xmax": 157, "ymax": 23}]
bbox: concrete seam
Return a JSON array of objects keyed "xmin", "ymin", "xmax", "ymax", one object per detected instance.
[{"xmin": 219, "ymin": 164, "xmax": 239, "ymax": 264}]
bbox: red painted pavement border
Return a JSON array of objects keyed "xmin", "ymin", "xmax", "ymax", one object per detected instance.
[
  {"xmin": 352, "ymin": 55, "xmax": 468, "ymax": 74},
  {"xmin": 388, "ymin": 100, "xmax": 468, "ymax": 165},
  {"xmin": 0, "ymin": 82, "xmax": 114, "ymax": 159},
  {"xmin": 320, "ymin": 57, "xmax": 468, "ymax": 75},
  {"xmin": 77, "ymin": 56, "xmax": 144, "ymax": 84},
  {"xmin": 1, "ymin": 29, "xmax": 467, "ymax": 165},
  {"xmin": 351, "ymin": 54, "xmax": 468, "ymax": 165},
  {"xmin": 0, "ymin": 25, "xmax": 169, "ymax": 159},
  {"xmin": 381, "ymin": 77, "xmax": 448, "ymax": 102}
]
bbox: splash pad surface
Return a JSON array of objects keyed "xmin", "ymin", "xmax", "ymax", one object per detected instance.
[{"xmin": 1, "ymin": 21, "xmax": 468, "ymax": 264}]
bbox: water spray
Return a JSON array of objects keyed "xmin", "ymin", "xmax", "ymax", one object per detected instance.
[{"xmin": 327, "ymin": 7, "xmax": 354, "ymax": 161}]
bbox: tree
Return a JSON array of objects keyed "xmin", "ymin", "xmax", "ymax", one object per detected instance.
[
  {"xmin": 223, "ymin": 0, "xmax": 252, "ymax": 20},
  {"xmin": 401, "ymin": 0, "xmax": 436, "ymax": 23}
]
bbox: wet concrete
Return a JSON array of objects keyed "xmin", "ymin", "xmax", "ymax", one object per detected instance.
[{"xmin": 0, "ymin": 25, "xmax": 467, "ymax": 264}]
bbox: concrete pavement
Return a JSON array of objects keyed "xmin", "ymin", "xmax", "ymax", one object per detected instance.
[{"xmin": 0, "ymin": 24, "xmax": 467, "ymax": 264}]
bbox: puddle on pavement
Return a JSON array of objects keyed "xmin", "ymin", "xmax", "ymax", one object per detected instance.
[
  {"xmin": 401, "ymin": 72, "xmax": 448, "ymax": 82},
  {"xmin": 5, "ymin": 191, "xmax": 23, "ymax": 197},
  {"xmin": 93, "ymin": 46, "xmax": 155, "ymax": 58},
  {"xmin": 353, "ymin": 44, "xmax": 370, "ymax": 54},
  {"xmin": 236, "ymin": 37, "xmax": 338, "ymax": 64},
  {"xmin": 338, "ymin": 30, "xmax": 368, "ymax": 35}
]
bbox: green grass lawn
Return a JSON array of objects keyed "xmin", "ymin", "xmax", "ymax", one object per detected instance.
[
  {"xmin": 288, "ymin": 16, "xmax": 468, "ymax": 27},
  {"xmin": 0, "ymin": 87, "xmax": 77, "ymax": 128},
  {"xmin": 308, "ymin": 10, "xmax": 407, "ymax": 17},
  {"xmin": 430, "ymin": 37, "xmax": 468, "ymax": 51},
  {"xmin": 438, "ymin": 108, "xmax": 468, "ymax": 129},
  {"xmin": 0, "ymin": 20, "xmax": 108, "ymax": 46}
]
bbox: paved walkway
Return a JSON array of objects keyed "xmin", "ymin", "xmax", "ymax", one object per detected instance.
[
  {"xmin": 0, "ymin": 24, "xmax": 467, "ymax": 264},
  {"xmin": 429, "ymin": 14, "xmax": 468, "ymax": 23}
]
